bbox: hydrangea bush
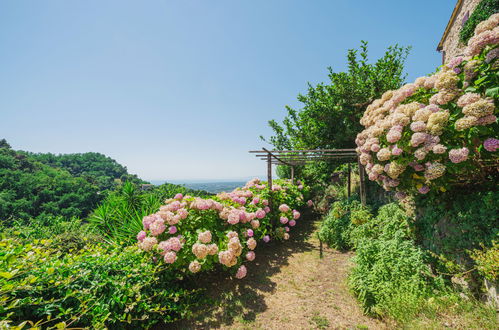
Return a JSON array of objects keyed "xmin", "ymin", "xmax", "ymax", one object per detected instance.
[
  {"xmin": 356, "ymin": 14, "xmax": 499, "ymax": 195},
  {"xmin": 137, "ymin": 178, "xmax": 311, "ymax": 279}
]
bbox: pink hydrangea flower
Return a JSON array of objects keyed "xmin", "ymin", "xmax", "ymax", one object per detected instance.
[
  {"xmin": 394, "ymin": 191, "xmax": 407, "ymax": 200},
  {"xmin": 285, "ymin": 226, "xmax": 290, "ymax": 232},
  {"xmin": 263, "ymin": 235, "xmax": 270, "ymax": 243},
  {"xmin": 139, "ymin": 237, "xmax": 157, "ymax": 251},
  {"xmin": 177, "ymin": 208, "xmax": 188, "ymax": 219},
  {"xmin": 247, "ymin": 238, "xmax": 257, "ymax": 250},
  {"xmin": 247, "ymin": 229, "xmax": 254, "ymax": 237},
  {"xmin": 264, "ymin": 206, "xmax": 271, "ymax": 213},
  {"xmin": 251, "ymin": 219, "xmax": 260, "ymax": 229},
  {"xmin": 262, "ymin": 199, "xmax": 269, "ymax": 206},
  {"xmin": 446, "ymin": 56, "xmax": 463, "ymax": 69},
  {"xmin": 142, "ymin": 215, "xmax": 156, "ymax": 230},
  {"xmin": 164, "ymin": 251, "xmax": 176, "ymax": 264},
  {"xmin": 189, "ymin": 260, "xmax": 201, "ymax": 273},
  {"xmin": 368, "ymin": 172, "xmax": 379, "ymax": 181},
  {"xmin": 174, "ymin": 193, "xmax": 183, "ymax": 200},
  {"xmin": 137, "ymin": 231, "xmax": 146, "ymax": 241},
  {"xmin": 392, "ymin": 146, "xmax": 403, "ymax": 156},
  {"xmin": 418, "ymin": 185, "xmax": 430, "ymax": 194},
  {"xmin": 168, "ymin": 226, "xmax": 177, "ymax": 234},
  {"xmin": 483, "ymin": 138, "xmax": 499, "ymax": 152},
  {"xmin": 235, "ymin": 265, "xmax": 247, "ymax": 279},
  {"xmin": 252, "ymin": 197, "xmax": 260, "ymax": 204},
  {"xmin": 149, "ymin": 220, "xmax": 166, "ymax": 236},
  {"xmin": 255, "ymin": 209, "xmax": 266, "ymax": 219},
  {"xmin": 289, "ymin": 220, "xmax": 296, "ymax": 227},
  {"xmin": 198, "ymin": 231, "xmax": 212, "ymax": 244},
  {"xmin": 307, "ymin": 200, "xmax": 313, "ymax": 207},
  {"xmin": 292, "ymin": 210, "xmax": 300, "ymax": 220},
  {"xmin": 279, "ymin": 204, "xmax": 290, "ymax": 212},
  {"xmin": 449, "ymin": 147, "xmax": 469, "ymax": 163},
  {"xmin": 280, "ymin": 216, "xmax": 288, "ymax": 224},
  {"xmin": 246, "ymin": 251, "xmax": 256, "ymax": 261}
]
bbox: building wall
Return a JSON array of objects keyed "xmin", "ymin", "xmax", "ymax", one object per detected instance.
[{"xmin": 439, "ymin": 0, "xmax": 481, "ymax": 63}]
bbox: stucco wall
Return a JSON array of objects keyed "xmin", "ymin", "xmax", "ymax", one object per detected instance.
[{"xmin": 440, "ymin": 0, "xmax": 481, "ymax": 63}]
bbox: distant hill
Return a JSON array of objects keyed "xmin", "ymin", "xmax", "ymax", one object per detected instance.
[
  {"xmin": 24, "ymin": 151, "xmax": 146, "ymax": 191},
  {"xmin": 0, "ymin": 139, "xmax": 147, "ymax": 223},
  {"xmin": 0, "ymin": 139, "xmax": 102, "ymax": 222}
]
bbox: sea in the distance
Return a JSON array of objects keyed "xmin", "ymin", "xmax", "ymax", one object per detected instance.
[{"xmin": 149, "ymin": 180, "xmax": 246, "ymax": 194}]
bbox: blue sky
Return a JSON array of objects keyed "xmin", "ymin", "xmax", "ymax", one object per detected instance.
[{"xmin": 0, "ymin": 0, "xmax": 455, "ymax": 181}]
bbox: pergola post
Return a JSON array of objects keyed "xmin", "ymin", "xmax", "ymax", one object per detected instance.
[
  {"xmin": 290, "ymin": 166, "xmax": 295, "ymax": 184},
  {"xmin": 267, "ymin": 152, "xmax": 272, "ymax": 190},
  {"xmin": 357, "ymin": 156, "xmax": 366, "ymax": 206},
  {"xmin": 267, "ymin": 152, "xmax": 274, "ymax": 228},
  {"xmin": 347, "ymin": 162, "xmax": 351, "ymax": 198}
]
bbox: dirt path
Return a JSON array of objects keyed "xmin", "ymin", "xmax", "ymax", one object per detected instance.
[{"xmin": 170, "ymin": 213, "xmax": 386, "ymax": 330}]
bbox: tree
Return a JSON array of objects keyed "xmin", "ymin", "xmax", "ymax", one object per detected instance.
[{"xmin": 262, "ymin": 41, "xmax": 410, "ymax": 151}]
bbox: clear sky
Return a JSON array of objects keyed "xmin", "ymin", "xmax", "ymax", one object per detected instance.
[{"xmin": 0, "ymin": 0, "xmax": 455, "ymax": 181}]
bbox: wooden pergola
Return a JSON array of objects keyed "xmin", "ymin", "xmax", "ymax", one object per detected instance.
[{"xmin": 249, "ymin": 148, "xmax": 367, "ymax": 205}]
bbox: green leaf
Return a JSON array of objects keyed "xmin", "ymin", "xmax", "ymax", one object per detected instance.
[
  {"xmin": 485, "ymin": 86, "xmax": 499, "ymax": 98},
  {"xmin": 0, "ymin": 272, "xmax": 13, "ymax": 279}
]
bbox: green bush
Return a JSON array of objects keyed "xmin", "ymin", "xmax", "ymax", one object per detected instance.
[
  {"xmin": 350, "ymin": 238, "xmax": 444, "ymax": 320},
  {"xmin": 318, "ymin": 199, "xmax": 370, "ymax": 251},
  {"xmin": 471, "ymin": 241, "xmax": 499, "ymax": 282},
  {"xmin": 459, "ymin": 0, "xmax": 499, "ymax": 44},
  {"xmin": 0, "ymin": 237, "xmax": 199, "ymax": 329},
  {"xmin": 348, "ymin": 203, "xmax": 447, "ymax": 320}
]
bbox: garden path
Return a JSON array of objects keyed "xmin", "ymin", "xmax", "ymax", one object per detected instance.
[{"xmin": 169, "ymin": 213, "xmax": 386, "ymax": 330}]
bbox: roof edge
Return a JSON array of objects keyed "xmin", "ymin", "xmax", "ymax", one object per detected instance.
[{"xmin": 437, "ymin": 0, "xmax": 464, "ymax": 51}]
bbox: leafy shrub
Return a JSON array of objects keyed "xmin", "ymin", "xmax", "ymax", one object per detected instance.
[
  {"xmin": 471, "ymin": 241, "xmax": 499, "ymax": 282},
  {"xmin": 348, "ymin": 203, "xmax": 447, "ymax": 321},
  {"xmin": 318, "ymin": 199, "xmax": 370, "ymax": 251},
  {"xmin": 350, "ymin": 238, "xmax": 443, "ymax": 320},
  {"xmin": 0, "ymin": 238, "xmax": 200, "ymax": 329},
  {"xmin": 0, "ymin": 216, "xmax": 102, "ymax": 254},
  {"xmin": 460, "ymin": 0, "xmax": 499, "ymax": 44},
  {"xmin": 356, "ymin": 15, "xmax": 498, "ymax": 195}
]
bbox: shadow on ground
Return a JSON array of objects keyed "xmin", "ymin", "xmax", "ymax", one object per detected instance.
[{"xmin": 161, "ymin": 210, "xmax": 319, "ymax": 329}]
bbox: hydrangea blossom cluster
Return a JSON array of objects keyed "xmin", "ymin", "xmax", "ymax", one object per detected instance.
[
  {"xmin": 137, "ymin": 178, "xmax": 308, "ymax": 280},
  {"xmin": 356, "ymin": 14, "xmax": 498, "ymax": 195}
]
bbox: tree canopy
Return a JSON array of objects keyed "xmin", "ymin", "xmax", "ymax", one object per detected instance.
[
  {"xmin": 0, "ymin": 140, "xmax": 101, "ymax": 221},
  {"xmin": 262, "ymin": 41, "xmax": 410, "ymax": 150}
]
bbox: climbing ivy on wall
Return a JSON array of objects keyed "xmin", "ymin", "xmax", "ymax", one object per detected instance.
[{"xmin": 459, "ymin": 0, "xmax": 499, "ymax": 44}]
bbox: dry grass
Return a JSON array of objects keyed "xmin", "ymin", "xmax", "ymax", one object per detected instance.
[{"xmin": 165, "ymin": 212, "xmax": 386, "ymax": 330}]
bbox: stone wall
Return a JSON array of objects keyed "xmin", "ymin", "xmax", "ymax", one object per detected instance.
[{"xmin": 439, "ymin": 0, "xmax": 481, "ymax": 63}]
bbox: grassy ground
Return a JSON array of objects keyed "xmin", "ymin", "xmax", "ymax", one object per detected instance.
[{"xmin": 167, "ymin": 212, "xmax": 386, "ymax": 329}]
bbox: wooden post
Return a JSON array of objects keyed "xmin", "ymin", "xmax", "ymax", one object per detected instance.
[
  {"xmin": 347, "ymin": 162, "xmax": 351, "ymax": 198},
  {"xmin": 267, "ymin": 153, "xmax": 272, "ymax": 191},
  {"xmin": 291, "ymin": 166, "xmax": 294, "ymax": 184},
  {"xmin": 357, "ymin": 157, "xmax": 366, "ymax": 206},
  {"xmin": 319, "ymin": 238, "xmax": 323, "ymax": 259},
  {"xmin": 267, "ymin": 152, "xmax": 274, "ymax": 228}
]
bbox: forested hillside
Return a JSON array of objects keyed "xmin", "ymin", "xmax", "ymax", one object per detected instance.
[
  {"xmin": 25, "ymin": 151, "xmax": 145, "ymax": 191},
  {"xmin": 0, "ymin": 140, "xmax": 101, "ymax": 221}
]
